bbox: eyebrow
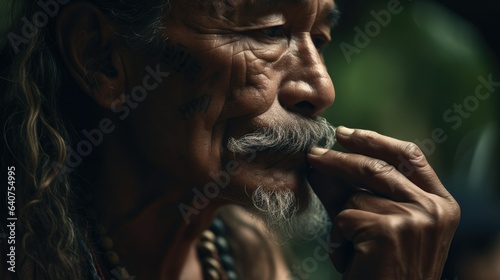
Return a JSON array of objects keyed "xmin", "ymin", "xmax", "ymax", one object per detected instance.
[
  {"xmin": 252, "ymin": 0, "xmax": 341, "ymax": 29},
  {"xmin": 265, "ymin": 0, "xmax": 341, "ymax": 28},
  {"xmin": 266, "ymin": 0, "xmax": 307, "ymax": 4},
  {"xmin": 257, "ymin": 0, "xmax": 307, "ymax": 7},
  {"xmin": 327, "ymin": 7, "xmax": 341, "ymax": 28}
]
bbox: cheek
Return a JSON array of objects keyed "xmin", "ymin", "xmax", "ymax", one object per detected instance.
[
  {"xmin": 226, "ymin": 52, "xmax": 275, "ymax": 117},
  {"xmin": 199, "ymin": 39, "xmax": 286, "ymax": 121},
  {"xmin": 119, "ymin": 60, "xmax": 227, "ymax": 187}
]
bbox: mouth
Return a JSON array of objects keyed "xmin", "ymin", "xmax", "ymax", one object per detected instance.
[
  {"xmin": 258, "ymin": 150, "xmax": 309, "ymax": 169},
  {"xmin": 227, "ymin": 145, "xmax": 310, "ymax": 172},
  {"xmin": 223, "ymin": 115, "xmax": 336, "ymax": 172},
  {"xmin": 225, "ymin": 119, "xmax": 336, "ymax": 155}
]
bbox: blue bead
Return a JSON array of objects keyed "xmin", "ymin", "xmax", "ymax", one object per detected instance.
[
  {"xmin": 226, "ymin": 270, "xmax": 238, "ymax": 280},
  {"xmin": 210, "ymin": 218, "xmax": 226, "ymax": 235},
  {"xmin": 220, "ymin": 254, "xmax": 235, "ymax": 268},
  {"xmin": 215, "ymin": 236, "xmax": 229, "ymax": 253}
]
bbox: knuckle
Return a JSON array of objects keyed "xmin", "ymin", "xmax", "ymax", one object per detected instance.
[
  {"xmin": 362, "ymin": 159, "xmax": 395, "ymax": 177},
  {"xmin": 378, "ymin": 216, "xmax": 416, "ymax": 243},
  {"xmin": 345, "ymin": 192, "xmax": 367, "ymax": 209},
  {"xmin": 358, "ymin": 129, "xmax": 379, "ymax": 140},
  {"xmin": 422, "ymin": 197, "xmax": 461, "ymax": 230},
  {"xmin": 344, "ymin": 195, "xmax": 357, "ymax": 210},
  {"xmin": 415, "ymin": 214, "xmax": 435, "ymax": 231},
  {"xmin": 446, "ymin": 198, "xmax": 461, "ymax": 228},
  {"xmin": 334, "ymin": 209, "xmax": 356, "ymax": 226},
  {"xmin": 376, "ymin": 199, "xmax": 461, "ymax": 244},
  {"xmin": 356, "ymin": 130, "xmax": 380, "ymax": 142},
  {"xmin": 407, "ymin": 213, "xmax": 431, "ymax": 229},
  {"xmin": 352, "ymin": 129, "xmax": 379, "ymax": 146},
  {"xmin": 402, "ymin": 142, "xmax": 427, "ymax": 167},
  {"xmin": 390, "ymin": 213, "xmax": 434, "ymax": 239}
]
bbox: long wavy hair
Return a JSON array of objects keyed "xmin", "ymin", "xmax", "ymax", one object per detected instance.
[
  {"xmin": 0, "ymin": 0, "xmax": 284, "ymax": 280},
  {"xmin": 0, "ymin": 1, "xmax": 169, "ymax": 279},
  {"xmin": 1, "ymin": 1, "xmax": 281, "ymax": 279}
]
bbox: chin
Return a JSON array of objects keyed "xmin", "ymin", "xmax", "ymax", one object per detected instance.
[
  {"xmin": 221, "ymin": 150, "xmax": 310, "ymax": 202},
  {"xmin": 219, "ymin": 154, "xmax": 328, "ymax": 242}
]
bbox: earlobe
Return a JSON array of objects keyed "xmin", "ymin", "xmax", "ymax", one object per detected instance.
[{"xmin": 56, "ymin": 2, "xmax": 126, "ymax": 109}]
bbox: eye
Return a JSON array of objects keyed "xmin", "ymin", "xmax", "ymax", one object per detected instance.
[
  {"xmin": 258, "ymin": 25, "xmax": 287, "ymax": 38},
  {"xmin": 312, "ymin": 36, "xmax": 329, "ymax": 52}
]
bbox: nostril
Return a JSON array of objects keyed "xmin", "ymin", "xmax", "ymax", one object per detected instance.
[
  {"xmin": 295, "ymin": 101, "xmax": 315, "ymax": 111},
  {"xmin": 278, "ymin": 78, "xmax": 334, "ymax": 117}
]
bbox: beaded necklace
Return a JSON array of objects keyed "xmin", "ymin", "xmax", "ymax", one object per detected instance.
[
  {"xmin": 87, "ymin": 216, "xmax": 238, "ymax": 280},
  {"xmin": 197, "ymin": 218, "xmax": 238, "ymax": 280}
]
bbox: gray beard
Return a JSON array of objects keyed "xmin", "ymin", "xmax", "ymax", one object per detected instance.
[
  {"xmin": 227, "ymin": 115, "xmax": 335, "ymax": 242},
  {"xmin": 227, "ymin": 116, "xmax": 336, "ymax": 155},
  {"xmin": 249, "ymin": 185, "xmax": 329, "ymax": 243}
]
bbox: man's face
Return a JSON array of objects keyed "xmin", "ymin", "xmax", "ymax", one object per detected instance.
[{"xmin": 121, "ymin": 0, "xmax": 336, "ymax": 208}]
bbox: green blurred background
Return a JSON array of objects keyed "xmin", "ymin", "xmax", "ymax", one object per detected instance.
[
  {"xmin": 293, "ymin": 0, "xmax": 500, "ymax": 278},
  {"xmin": 1, "ymin": 0, "xmax": 499, "ymax": 279},
  {"xmin": 323, "ymin": 0, "xmax": 499, "ymax": 188}
]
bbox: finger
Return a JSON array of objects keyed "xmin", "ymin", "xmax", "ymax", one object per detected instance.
[
  {"xmin": 330, "ymin": 209, "xmax": 382, "ymax": 272},
  {"xmin": 307, "ymin": 149, "xmax": 426, "ymax": 201},
  {"xmin": 344, "ymin": 191, "xmax": 413, "ymax": 215},
  {"xmin": 333, "ymin": 209, "xmax": 382, "ymax": 244},
  {"xmin": 335, "ymin": 126, "xmax": 450, "ymax": 198},
  {"xmin": 307, "ymin": 167, "xmax": 357, "ymax": 216},
  {"xmin": 329, "ymin": 237, "xmax": 354, "ymax": 273},
  {"xmin": 328, "ymin": 211, "xmax": 351, "ymax": 273}
]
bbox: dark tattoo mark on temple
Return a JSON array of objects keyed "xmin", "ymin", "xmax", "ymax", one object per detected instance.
[
  {"xmin": 162, "ymin": 44, "xmax": 202, "ymax": 82},
  {"xmin": 179, "ymin": 94, "xmax": 212, "ymax": 120}
]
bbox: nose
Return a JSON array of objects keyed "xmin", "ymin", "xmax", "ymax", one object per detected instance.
[{"xmin": 278, "ymin": 37, "xmax": 335, "ymax": 117}]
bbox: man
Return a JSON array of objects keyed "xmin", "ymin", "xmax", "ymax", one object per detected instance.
[{"xmin": 0, "ymin": 0, "xmax": 459, "ymax": 279}]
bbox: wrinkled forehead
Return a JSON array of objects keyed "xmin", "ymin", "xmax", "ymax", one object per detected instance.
[{"xmin": 188, "ymin": 0, "xmax": 335, "ymax": 19}]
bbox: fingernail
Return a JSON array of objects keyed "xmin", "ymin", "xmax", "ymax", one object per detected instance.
[
  {"xmin": 309, "ymin": 146, "xmax": 330, "ymax": 155},
  {"xmin": 336, "ymin": 126, "xmax": 354, "ymax": 137}
]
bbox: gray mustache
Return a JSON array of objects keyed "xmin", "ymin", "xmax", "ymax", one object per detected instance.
[{"xmin": 227, "ymin": 117, "xmax": 336, "ymax": 154}]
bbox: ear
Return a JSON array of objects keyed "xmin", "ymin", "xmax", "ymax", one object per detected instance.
[{"xmin": 56, "ymin": 2, "xmax": 126, "ymax": 108}]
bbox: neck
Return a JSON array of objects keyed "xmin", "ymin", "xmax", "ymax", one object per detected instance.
[{"xmin": 84, "ymin": 135, "xmax": 221, "ymax": 279}]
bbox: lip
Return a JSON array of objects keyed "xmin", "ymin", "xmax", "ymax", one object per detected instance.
[
  {"xmin": 238, "ymin": 148, "xmax": 310, "ymax": 170},
  {"xmin": 267, "ymin": 151, "xmax": 307, "ymax": 169}
]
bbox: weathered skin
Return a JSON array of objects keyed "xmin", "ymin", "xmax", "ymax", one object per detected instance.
[{"xmin": 54, "ymin": 0, "xmax": 459, "ymax": 278}]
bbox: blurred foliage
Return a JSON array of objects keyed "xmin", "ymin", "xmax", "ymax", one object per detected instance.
[
  {"xmin": 0, "ymin": 0, "xmax": 18, "ymax": 49},
  {"xmin": 295, "ymin": 0, "xmax": 498, "ymax": 279},
  {"xmin": 323, "ymin": 0, "xmax": 498, "ymax": 188}
]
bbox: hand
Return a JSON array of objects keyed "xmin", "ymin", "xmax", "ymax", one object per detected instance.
[{"xmin": 307, "ymin": 126, "xmax": 460, "ymax": 279}]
